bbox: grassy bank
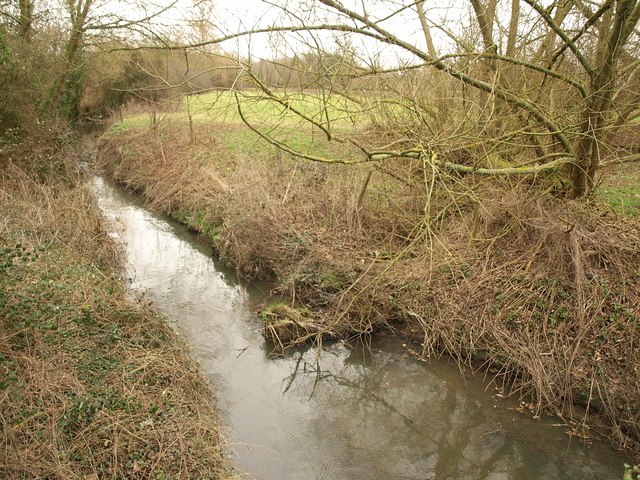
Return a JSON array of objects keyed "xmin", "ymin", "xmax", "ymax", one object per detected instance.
[
  {"xmin": 0, "ymin": 127, "xmax": 235, "ymax": 479},
  {"xmin": 99, "ymin": 94, "xmax": 640, "ymax": 460}
]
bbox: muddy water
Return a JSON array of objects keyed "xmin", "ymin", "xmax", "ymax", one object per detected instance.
[{"xmin": 93, "ymin": 176, "xmax": 629, "ymax": 480}]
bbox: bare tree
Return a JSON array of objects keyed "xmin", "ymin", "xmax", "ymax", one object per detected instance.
[
  {"xmin": 45, "ymin": 0, "xmax": 181, "ymax": 117},
  {"xmin": 194, "ymin": 0, "xmax": 640, "ymax": 198},
  {"xmin": 0, "ymin": 0, "xmax": 35, "ymax": 40}
]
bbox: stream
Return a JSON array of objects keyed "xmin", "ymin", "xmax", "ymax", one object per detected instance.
[{"xmin": 93, "ymin": 176, "xmax": 630, "ymax": 480}]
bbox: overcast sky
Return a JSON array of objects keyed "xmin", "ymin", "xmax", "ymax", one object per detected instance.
[
  {"xmin": 71, "ymin": 0, "xmax": 489, "ymax": 65},
  {"xmin": 185, "ymin": 0, "xmax": 471, "ymax": 65}
]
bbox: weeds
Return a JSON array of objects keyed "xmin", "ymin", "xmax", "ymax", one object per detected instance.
[
  {"xmin": 1, "ymin": 129, "xmax": 235, "ymax": 479},
  {"xmin": 100, "ymin": 110, "xmax": 640, "ymax": 459}
]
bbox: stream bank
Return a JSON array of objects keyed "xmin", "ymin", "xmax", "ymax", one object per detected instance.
[
  {"xmin": 99, "ymin": 123, "xmax": 640, "ymax": 460},
  {"xmin": 93, "ymin": 174, "xmax": 631, "ymax": 479},
  {"xmin": 0, "ymin": 130, "xmax": 235, "ymax": 479}
]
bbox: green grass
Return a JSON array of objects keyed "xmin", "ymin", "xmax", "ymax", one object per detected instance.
[
  {"xmin": 109, "ymin": 90, "xmax": 371, "ymax": 133},
  {"xmin": 599, "ymin": 164, "xmax": 640, "ymax": 217},
  {"xmin": 103, "ymin": 114, "xmax": 156, "ymax": 135},
  {"xmin": 108, "ymin": 90, "xmax": 367, "ymax": 162},
  {"xmin": 600, "ymin": 185, "xmax": 640, "ymax": 216},
  {"xmin": 185, "ymin": 90, "xmax": 368, "ymax": 128},
  {"xmin": 106, "ymin": 88, "xmax": 423, "ymax": 138}
]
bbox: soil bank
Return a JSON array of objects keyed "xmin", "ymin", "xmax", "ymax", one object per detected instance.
[{"xmin": 0, "ymin": 126, "xmax": 236, "ymax": 479}]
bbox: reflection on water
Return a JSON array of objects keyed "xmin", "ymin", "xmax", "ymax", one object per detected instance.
[{"xmin": 94, "ymin": 177, "xmax": 628, "ymax": 480}]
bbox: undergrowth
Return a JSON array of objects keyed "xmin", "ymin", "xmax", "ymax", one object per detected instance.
[
  {"xmin": 0, "ymin": 126, "xmax": 235, "ymax": 479},
  {"xmin": 99, "ymin": 119, "xmax": 640, "ymax": 460}
]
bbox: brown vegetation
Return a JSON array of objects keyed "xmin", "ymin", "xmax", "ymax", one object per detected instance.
[
  {"xmin": 99, "ymin": 121, "xmax": 640, "ymax": 458},
  {"xmin": 0, "ymin": 127, "xmax": 235, "ymax": 479},
  {"xmin": 4, "ymin": 0, "xmax": 640, "ymax": 470}
]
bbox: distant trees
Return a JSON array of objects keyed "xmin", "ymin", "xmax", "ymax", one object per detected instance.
[
  {"xmin": 218, "ymin": 0, "xmax": 640, "ymax": 198},
  {"xmin": 80, "ymin": 46, "xmax": 243, "ymax": 117},
  {"xmin": 252, "ymin": 50, "xmax": 359, "ymax": 88},
  {"xmin": 0, "ymin": 0, "xmax": 193, "ymax": 121}
]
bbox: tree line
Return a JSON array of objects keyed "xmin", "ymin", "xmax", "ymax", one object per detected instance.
[{"xmin": 2, "ymin": 0, "xmax": 640, "ymax": 198}]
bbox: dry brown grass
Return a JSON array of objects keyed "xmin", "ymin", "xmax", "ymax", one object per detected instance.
[
  {"xmin": 389, "ymin": 188, "xmax": 640, "ymax": 452},
  {"xmin": 100, "ymin": 120, "xmax": 640, "ymax": 459},
  {"xmin": 1, "ymin": 128, "xmax": 236, "ymax": 479}
]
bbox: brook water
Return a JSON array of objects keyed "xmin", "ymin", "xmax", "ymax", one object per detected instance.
[{"xmin": 94, "ymin": 176, "xmax": 629, "ymax": 479}]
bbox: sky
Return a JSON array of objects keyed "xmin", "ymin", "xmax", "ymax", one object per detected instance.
[
  {"xmin": 39, "ymin": 0, "xmax": 509, "ymax": 66},
  {"xmin": 179, "ymin": 0, "xmax": 471, "ymax": 65}
]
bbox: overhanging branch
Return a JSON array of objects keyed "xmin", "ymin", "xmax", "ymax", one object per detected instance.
[{"xmin": 235, "ymin": 91, "xmax": 575, "ymax": 176}]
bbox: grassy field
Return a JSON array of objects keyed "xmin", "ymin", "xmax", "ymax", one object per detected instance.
[
  {"xmin": 111, "ymin": 90, "xmax": 368, "ymax": 132},
  {"xmin": 599, "ymin": 163, "xmax": 640, "ymax": 217},
  {"xmin": 186, "ymin": 90, "xmax": 366, "ymax": 127},
  {"xmin": 106, "ymin": 90, "xmax": 388, "ymax": 162},
  {"xmin": 108, "ymin": 90, "xmax": 377, "ymax": 162}
]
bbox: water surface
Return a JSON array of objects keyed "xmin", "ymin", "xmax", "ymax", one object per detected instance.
[{"xmin": 94, "ymin": 177, "xmax": 629, "ymax": 480}]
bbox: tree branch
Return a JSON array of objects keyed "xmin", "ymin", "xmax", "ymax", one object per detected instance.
[
  {"xmin": 235, "ymin": 90, "xmax": 575, "ymax": 176},
  {"xmin": 523, "ymin": 0, "xmax": 595, "ymax": 76},
  {"xmin": 316, "ymin": 0, "xmax": 573, "ymax": 152},
  {"xmin": 549, "ymin": 0, "xmax": 614, "ymax": 66}
]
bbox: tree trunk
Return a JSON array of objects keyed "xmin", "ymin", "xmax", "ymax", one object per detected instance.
[
  {"xmin": 470, "ymin": 0, "xmax": 497, "ymax": 56},
  {"xmin": 416, "ymin": 2, "xmax": 437, "ymax": 58},
  {"xmin": 506, "ymin": 0, "xmax": 519, "ymax": 58},
  {"xmin": 49, "ymin": 0, "xmax": 93, "ymax": 117},
  {"xmin": 571, "ymin": 0, "xmax": 640, "ymax": 197},
  {"xmin": 18, "ymin": 0, "xmax": 35, "ymax": 41}
]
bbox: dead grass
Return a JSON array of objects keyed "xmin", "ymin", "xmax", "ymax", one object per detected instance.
[
  {"xmin": 391, "ymin": 188, "xmax": 640, "ymax": 451},
  {"xmin": 0, "ymin": 127, "xmax": 236, "ymax": 479},
  {"xmin": 100, "ymin": 120, "xmax": 640, "ymax": 460}
]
